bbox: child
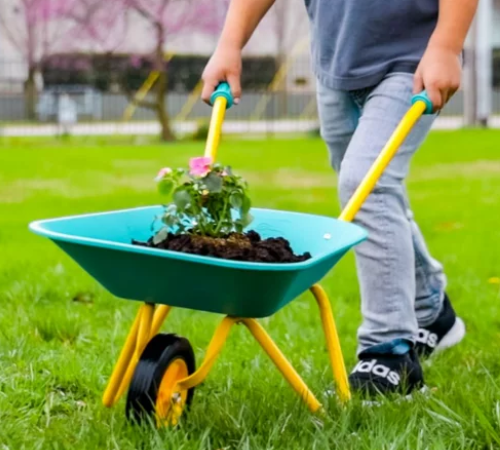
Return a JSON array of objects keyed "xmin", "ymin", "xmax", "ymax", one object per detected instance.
[{"xmin": 201, "ymin": 0, "xmax": 476, "ymax": 395}]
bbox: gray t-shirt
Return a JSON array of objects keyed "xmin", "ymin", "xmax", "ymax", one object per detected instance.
[{"xmin": 305, "ymin": 0, "xmax": 438, "ymax": 90}]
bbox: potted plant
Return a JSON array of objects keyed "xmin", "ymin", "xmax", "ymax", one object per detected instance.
[{"xmin": 133, "ymin": 157, "xmax": 310, "ymax": 263}]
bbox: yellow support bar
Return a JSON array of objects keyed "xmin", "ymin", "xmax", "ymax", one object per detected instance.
[
  {"xmin": 175, "ymin": 81, "xmax": 203, "ymax": 122},
  {"xmin": 241, "ymin": 318, "xmax": 322, "ymax": 413},
  {"xmin": 176, "ymin": 316, "xmax": 322, "ymax": 413},
  {"xmin": 339, "ymin": 101, "xmax": 426, "ymax": 222},
  {"xmin": 177, "ymin": 316, "xmax": 237, "ymax": 390},
  {"xmin": 250, "ymin": 37, "xmax": 310, "ymax": 121},
  {"xmin": 113, "ymin": 303, "xmax": 155, "ymax": 403},
  {"xmin": 121, "ymin": 52, "xmax": 175, "ymax": 122},
  {"xmin": 103, "ymin": 304, "xmax": 173, "ymax": 408},
  {"xmin": 151, "ymin": 305, "xmax": 172, "ymax": 337},
  {"xmin": 102, "ymin": 308, "xmax": 142, "ymax": 407},
  {"xmin": 204, "ymin": 96, "xmax": 227, "ymax": 160},
  {"xmin": 310, "ymin": 285, "xmax": 350, "ymax": 403},
  {"xmin": 121, "ymin": 71, "xmax": 160, "ymax": 122}
]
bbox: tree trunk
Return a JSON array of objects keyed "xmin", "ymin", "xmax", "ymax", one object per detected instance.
[
  {"xmin": 156, "ymin": 69, "xmax": 175, "ymax": 141},
  {"xmin": 24, "ymin": 67, "xmax": 37, "ymax": 121}
]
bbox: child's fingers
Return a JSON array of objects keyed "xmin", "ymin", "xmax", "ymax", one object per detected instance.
[
  {"xmin": 227, "ymin": 73, "xmax": 241, "ymax": 105},
  {"xmin": 201, "ymin": 78, "xmax": 218, "ymax": 104},
  {"xmin": 426, "ymin": 86, "xmax": 444, "ymax": 112},
  {"xmin": 413, "ymin": 71, "xmax": 424, "ymax": 95}
]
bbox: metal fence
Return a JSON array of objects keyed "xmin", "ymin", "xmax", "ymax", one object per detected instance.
[{"xmin": 1, "ymin": 58, "xmax": 499, "ymax": 137}]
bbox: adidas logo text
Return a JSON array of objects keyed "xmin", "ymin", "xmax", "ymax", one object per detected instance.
[
  {"xmin": 353, "ymin": 359, "xmax": 401, "ymax": 386},
  {"xmin": 416, "ymin": 329, "xmax": 438, "ymax": 348}
]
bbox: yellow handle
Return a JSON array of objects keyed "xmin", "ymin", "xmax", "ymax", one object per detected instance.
[
  {"xmin": 204, "ymin": 97, "xmax": 228, "ymax": 160},
  {"xmin": 339, "ymin": 100, "xmax": 427, "ymax": 222}
]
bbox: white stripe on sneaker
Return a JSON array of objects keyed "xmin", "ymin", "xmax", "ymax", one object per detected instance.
[{"xmin": 435, "ymin": 317, "xmax": 466, "ymax": 352}]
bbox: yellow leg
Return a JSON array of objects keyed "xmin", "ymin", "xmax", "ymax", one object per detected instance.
[
  {"xmin": 113, "ymin": 303, "xmax": 155, "ymax": 403},
  {"xmin": 102, "ymin": 303, "xmax": 156, "ymax": 407},
  {"xmin": 102, "ymin": 307, "xmax": 142, "ymax": 407},
  {"xmin": 241, "ymin": 318, "xmax": 322, "ymax": 413},
  {"xmin": 310, "ymin": 285, "xmax": 350, "ymax": 403},
  {"xmin": 176, "ymin": 316, "xmax": 321, "ymax": 413},
  {"xmin": 177, "ymin": 316, "xmax": 237, "ymax": 390},
  {"xmin": 151, "ymin": 305, "xmax": 172, "ymax": 338}
]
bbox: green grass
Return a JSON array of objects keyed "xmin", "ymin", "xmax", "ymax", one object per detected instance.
[{"xmin": 1, "ymin": 131, "xmax": 500, "ymax": 449}]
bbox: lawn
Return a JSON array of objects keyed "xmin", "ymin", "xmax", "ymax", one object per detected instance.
[{"xmin": 0, "ymin": 131, "xmax": 500, "ymax": 449}]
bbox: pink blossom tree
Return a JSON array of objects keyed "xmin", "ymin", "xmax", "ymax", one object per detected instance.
[
  {"xmin": 124, "ymin": 0, "xmax": 228, "ymax": 141},
  {"xmin": 0, "ymin": 0, "xmax": 69, "ymax": 118},
  {"xmin": 0, "ymin": 0, "xmax": 127, "ymax": 119}
]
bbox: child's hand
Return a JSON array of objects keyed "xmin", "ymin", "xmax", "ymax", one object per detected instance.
[
  {"xmin": 413, "ymin": 45, "xmax": 461, "ymax": 112},
  {"xmin": 202, "ymin": 45, "xmax": 242, "ymax": 105}
]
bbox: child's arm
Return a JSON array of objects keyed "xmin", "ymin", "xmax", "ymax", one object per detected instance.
[
  {"xmin": 201, "ymin": 0, "xmax": 276, "ymax": 104},
  {"xmin": 413, "ymin": 0, "xmax": 479, "ymax": 111}
]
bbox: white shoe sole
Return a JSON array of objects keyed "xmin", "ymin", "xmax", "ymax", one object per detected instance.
[{"xmin": 434, "ymin": 317, "xmax": 466, "ymax": 353}]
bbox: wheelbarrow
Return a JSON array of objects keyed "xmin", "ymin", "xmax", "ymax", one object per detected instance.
[{"xmin": 29, "ymin": 84, "xmax": 433, "ymax": 426}]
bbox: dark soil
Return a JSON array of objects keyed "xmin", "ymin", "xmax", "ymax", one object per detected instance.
[{"xmin": 133, "ymin": 230, "xmax": 311, "ymax": 263}]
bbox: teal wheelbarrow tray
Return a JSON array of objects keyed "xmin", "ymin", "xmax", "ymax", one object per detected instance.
[
  {"xmin": 29, "ymin": 207, "xmax": 367, "ymax": 318},
  {"xmin": 29, "ymin": 83, "xmax": 434, "ymax": 426}
]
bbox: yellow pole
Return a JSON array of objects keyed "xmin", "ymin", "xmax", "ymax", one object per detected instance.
[
  {"xmin": 177, "ymin": 316, "xmax": 237, "ymax": 390},
  {"xmin": 241, "ymin": 318, "xmax": 322, "ymax": 413},
  {"xmin": 102, "ymin": 309, "xmax": 142, "ymax": 407},
  {"xmin": 113, "ymin": 303, "xmax": 155, "ymax": 404},
  {"xmin": 250, "ymin": 37, "xmax": 310, "ymax": 121},
  {"xmin": 310, "ymin": 285, "xmax": 350, "ymax": 403},
  {"xmin": 121, "ymin": 71, "xmax": 160, "ymax": 122},
  {"xmin": 121, "ymin": 52, "xmax": 175, "ymax": 122},
  {"xmin": 339, "ymin": 101, "xmax": 426, "ymax": 222},
  {"xmin": 204, "ymin": 96, "xmax": 227, "ymax": 160},
  {"xmin": 175, "ymin": 80, "xmax": 203, "ymax": 122}
]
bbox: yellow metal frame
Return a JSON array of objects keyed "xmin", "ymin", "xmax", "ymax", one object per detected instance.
[
  {"xmin": 103, "ymin": 285, "xmax": 347, "ymax": 414},
  {"xmin": 103, "ymin": 96, "xmax": 428, "ymax": 418}
]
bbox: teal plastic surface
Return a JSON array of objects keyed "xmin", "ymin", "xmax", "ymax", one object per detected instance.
[
  {"xmin": 29, "ymin": 207, "xmax": 367, "ymax": 318},
  {"xmin": 411, "ymin": 90, "xmax": 433, "ymax": 115},
  {"xmin": 210, "ymin": 82, "xmax": 233, "ymax": 109}
]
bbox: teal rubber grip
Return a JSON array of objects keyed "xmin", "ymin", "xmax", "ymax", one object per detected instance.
[
  {"xmin": 411, "ymin": 90, "xmax": 433, "ymax": 115},
  {"xmin": 210, "ymin": 82, "xmax": 234, "ymax": 109}
]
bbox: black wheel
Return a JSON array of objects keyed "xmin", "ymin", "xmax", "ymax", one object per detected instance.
[{"xmin": 126, "ymin": 333, "xmax": 196, "ymax": 426}]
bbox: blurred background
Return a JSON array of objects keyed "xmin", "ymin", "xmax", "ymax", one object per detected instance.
[{"xmin": 0, "ymin": 0, "xmax": 498, "ymax": 140}]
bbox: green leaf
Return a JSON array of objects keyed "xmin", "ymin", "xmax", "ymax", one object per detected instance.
[
  {"xmin": 229, "ymin": 192, "xmax": 243, "ymax": 209},
  {"xmin": 173, "ymin": 190, "xmax": 192, "ymax": 209},
  {"xmin": 158, "ymin": 179, "xmax": 174, "ymax": 197},
  {"xmin": 241, "ymin": 212, "xmax": 254, "ymax": 228},
  {"xmin": 162, "ymin": 213, "xmax": 178, "ymax": 228},
  {"xmin": 153, "ymin": 228, "xmax": 169, "ymax": 245},
  {"xmin": 204, "ymin": 172, "xmax": 223, "ymax": 193},
  {"xmin": 241, "ymin": 196, "xmax": 251, "ymax": 214}
]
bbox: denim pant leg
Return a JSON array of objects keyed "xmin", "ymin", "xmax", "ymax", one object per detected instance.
[
  {"xmin": 338, "ymin": 72, "xmax": 441, "ymax": 353},
  {"xmin": 316, "ymin": 82, "xmax": 359, "ymax": 171},
  {"xmin": 406, "ymin": 199, "xmax": 447, "ymax": 327},
  {"xmin": 317, "ymin": 73, "xmax": 446, "ymax": 354}
]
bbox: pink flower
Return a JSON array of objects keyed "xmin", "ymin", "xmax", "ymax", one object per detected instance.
[
  {"xmin": 189, "ymin": 156, "xmax": 212, "ymax": 177},
  {"xmin": 155, "ymin": 167, "xmax": 172, "ymax": 181},
  {"xmin": 221, "ymin": 170, "xmax": 228, "ymax": 177}
]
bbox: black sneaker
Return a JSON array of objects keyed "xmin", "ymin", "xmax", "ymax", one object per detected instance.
[
  {"xmin": 415, "ymin": 293, "xmax": 466, "ymax": 358},
  {"xmin": 349, "ymin": 348, "xmax": 424, "ymax": 396}
]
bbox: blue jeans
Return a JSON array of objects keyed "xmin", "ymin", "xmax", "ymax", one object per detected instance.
[{"xmin": 317, "ymin": 72, "xmax": 447, "ymax": 354}]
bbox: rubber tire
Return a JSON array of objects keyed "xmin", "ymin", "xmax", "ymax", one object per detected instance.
[{"xmin": 126, "ymin": 333, "xmax": 196, "ymax": 424}]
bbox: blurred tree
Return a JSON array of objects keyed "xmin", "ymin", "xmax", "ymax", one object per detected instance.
[
  {"xmin": 0, "ymin": 0, "xmax": 69, "ymax": 119},
  {"xmin": 124, "ymin": 0, "xmax": 228, "ymax": 141},
  {"xmin": 0, "ymin": 0, "xmax": 127, "ymax": 120}
]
